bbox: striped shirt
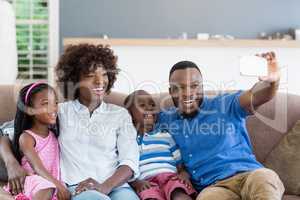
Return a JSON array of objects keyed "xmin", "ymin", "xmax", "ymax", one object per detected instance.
[{"xmin": 137, "ymin": 128, "xmax": 182, "ymax": 180}]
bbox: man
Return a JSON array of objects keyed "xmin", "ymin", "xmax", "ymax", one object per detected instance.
[{"xmin": 158, "ymin": 52, "xmax": 284, "ymax": 199}]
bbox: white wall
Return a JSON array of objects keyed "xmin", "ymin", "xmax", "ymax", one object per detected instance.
[
  {"xmin": 0, "ymin": 0, "xmax": 17, "ymax": 84},
  {"xmin": 112, "ymin": 46, "xmax": 299, "ymax": 95}
]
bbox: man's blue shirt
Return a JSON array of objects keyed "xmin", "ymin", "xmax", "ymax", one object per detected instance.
[{"xmin": 158, "ymin": 91, "xmax": 263, "ymax": 191}]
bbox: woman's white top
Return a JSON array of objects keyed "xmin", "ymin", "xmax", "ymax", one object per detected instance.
[{"xmin": 58, "ymin": 100, "xmax": 139, "ymax": 186}]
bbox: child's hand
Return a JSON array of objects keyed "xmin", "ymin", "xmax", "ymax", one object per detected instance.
[
  {"xmin": 173, "ymin": 171, "xmax": 193, "ymax": 190},
  {"xmin": 131, "ymin": 180, "xmax": 153, "ymax": 193},
  {"xmin": 56, "ymin": 183, "xmax": 71, "ymax": 200}
]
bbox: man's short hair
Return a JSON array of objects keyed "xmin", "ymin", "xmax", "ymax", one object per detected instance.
[{"xmin": 169, "ymin": 61, "xmax": 201, "ymax": 80}]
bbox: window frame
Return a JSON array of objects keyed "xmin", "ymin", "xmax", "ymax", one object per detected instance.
[{"xmin": 9, "ymin": 0, "xmax": 59, "ymax": 84}]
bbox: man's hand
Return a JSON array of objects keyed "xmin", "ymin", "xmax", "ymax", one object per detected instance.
[
  {"xmin": 131, "ymin": 180, "xmax": 153, "ymax": 193},
  {"xmin": 75, "ymin": 178, "xmax": 112, "ymax": 196},
  {"xmin": 240, "ymin": 52, "xmax": 280, "ymax": 112},
  {"xmin": 6, "ymin": 160, "xmax": 27, "ymax": 195},
  {"xmin": 257, "ymin": 52, "xmax": 280, "ymax": 83}
]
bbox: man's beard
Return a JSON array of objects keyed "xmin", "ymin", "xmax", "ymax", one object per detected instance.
[
  {"xmin": 172, "ymin": 97, "xmax": 203, "ymax": 119},
  {"xmin": 181, "ymin": 110, "xmax": 199, "ymax": 119}
]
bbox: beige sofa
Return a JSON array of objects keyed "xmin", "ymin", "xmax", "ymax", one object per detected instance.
[{"xmin": 0, "ymin": 85, "xmax": 300, "ymax": 199}]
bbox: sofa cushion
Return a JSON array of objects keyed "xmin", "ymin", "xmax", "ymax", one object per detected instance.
[
  {"xmin": 0, "ymin": 120, "xmax": 14, "ymax": 181},
  {"xmin": 264, "ymin": 120, "xmax": 300, "ymax": 195},
  {"xmin": 283, "ymin": 195, "xmax": 300, "ymax": 200},
  {"xmin": 0, "ymin": 85, "xmax": 18, "ymax": 124},
  {"xmin": 0, "ymin": 120, "xmax": 14, "ymax": 141}
]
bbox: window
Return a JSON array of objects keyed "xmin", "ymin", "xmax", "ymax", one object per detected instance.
[{"xmin": 8, "ymin": 0, "xmax": 58, "ymax": 83}]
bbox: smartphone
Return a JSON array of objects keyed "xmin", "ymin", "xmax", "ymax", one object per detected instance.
[{"xmin": 239, "ymin": 55, "xmax": 268, "ymax": 77}]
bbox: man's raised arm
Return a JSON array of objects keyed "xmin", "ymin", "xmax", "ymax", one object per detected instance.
[{"xmin": 240, "ymin": 52, "xmax": 280, "ymax": 113}]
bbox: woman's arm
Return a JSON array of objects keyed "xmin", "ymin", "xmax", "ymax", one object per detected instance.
[
  {"xmin": 102, "ymin": 165, "xmax": 133, "ymax": 189},
  {"xmin": 115, "ymin": 111, "xmax": 140, "ymax": 181},
  {"xmin": 0, "ymin": 136, "xmax": 27, "ymax": 195},
  {"xmin": 75, "ymin": 110, "xmax": 139, "ymax": 195},
  {"xmin": 75, "ymin": 165, "xmax": 133, "ymax": 195}
]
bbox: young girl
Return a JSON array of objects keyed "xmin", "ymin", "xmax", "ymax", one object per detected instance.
[
  {"xmin": 5, "ymin": 82, "xmax": 70, "ymax": 200},
  {"xmin": 124, "ymin": 90, "xmax": 196, "ymax": 200}
]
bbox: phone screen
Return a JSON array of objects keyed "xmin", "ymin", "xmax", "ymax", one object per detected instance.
[{"xmin": 240, "ymin": 56, "xmax": 268, "ymax": 77}]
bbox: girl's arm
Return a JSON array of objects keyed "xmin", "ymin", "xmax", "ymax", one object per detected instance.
[
  {"xmin": 20, "ymin": 132, "xmax": 71, "ymax": 200},
  {"xmin": 19, "ymin": 132, "xmax": 61, "ymax": 186}
]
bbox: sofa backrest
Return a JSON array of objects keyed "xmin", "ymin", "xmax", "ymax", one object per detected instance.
[
  {"xmin": 0, "ymin": 85, "xmax": 18, "ymax": 123},
  {"xmin": 1, "ymin": 85, "xmax": 300, "ymax": 163}
]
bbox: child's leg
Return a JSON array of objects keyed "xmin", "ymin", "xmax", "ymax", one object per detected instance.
[
  {"xmin": 137, "ymin": 181, "xmax": 164, "ymax": 200},
  {"xmin": 32, "ymin": 188, "xmax": 54, "ymax": 200},
  {"xmin": 159, "ymin": 173, "xmax": 196, "ymax": 200},
  {"xmin": 171, "ymin": 188, "xmax": 192, "ymax": 200},
  {"xmin": 24, "ymin": 175, "xmax": 57, "ymax": 200}
]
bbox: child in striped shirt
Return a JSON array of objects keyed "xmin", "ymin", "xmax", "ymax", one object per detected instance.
[{"xmin": 124, "ymin": 90, "xmax": 196, "ymax": 200}]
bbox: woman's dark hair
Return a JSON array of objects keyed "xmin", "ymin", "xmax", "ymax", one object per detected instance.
[
  {"xmin": 55, "ymin": 44, "xmax": 120, "ymax": 100},
  {"xmin": 12, "ymin": 83, "xmax": 59, "ymax": 163}
]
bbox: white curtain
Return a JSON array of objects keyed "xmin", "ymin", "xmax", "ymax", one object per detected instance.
[{"xmin": 0, "ymin": 0, "xmax": 17, "ymax": 84}]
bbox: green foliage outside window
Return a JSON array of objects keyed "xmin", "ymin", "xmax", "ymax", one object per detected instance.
[{"xmin": 12, "ymin": 0, "xmax": 49, "ymax": 79}]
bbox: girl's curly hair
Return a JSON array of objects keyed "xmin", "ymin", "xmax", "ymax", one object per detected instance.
[{"xmin": 55, "ymin": 44, "xmax": 119, "ymax": 99}]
